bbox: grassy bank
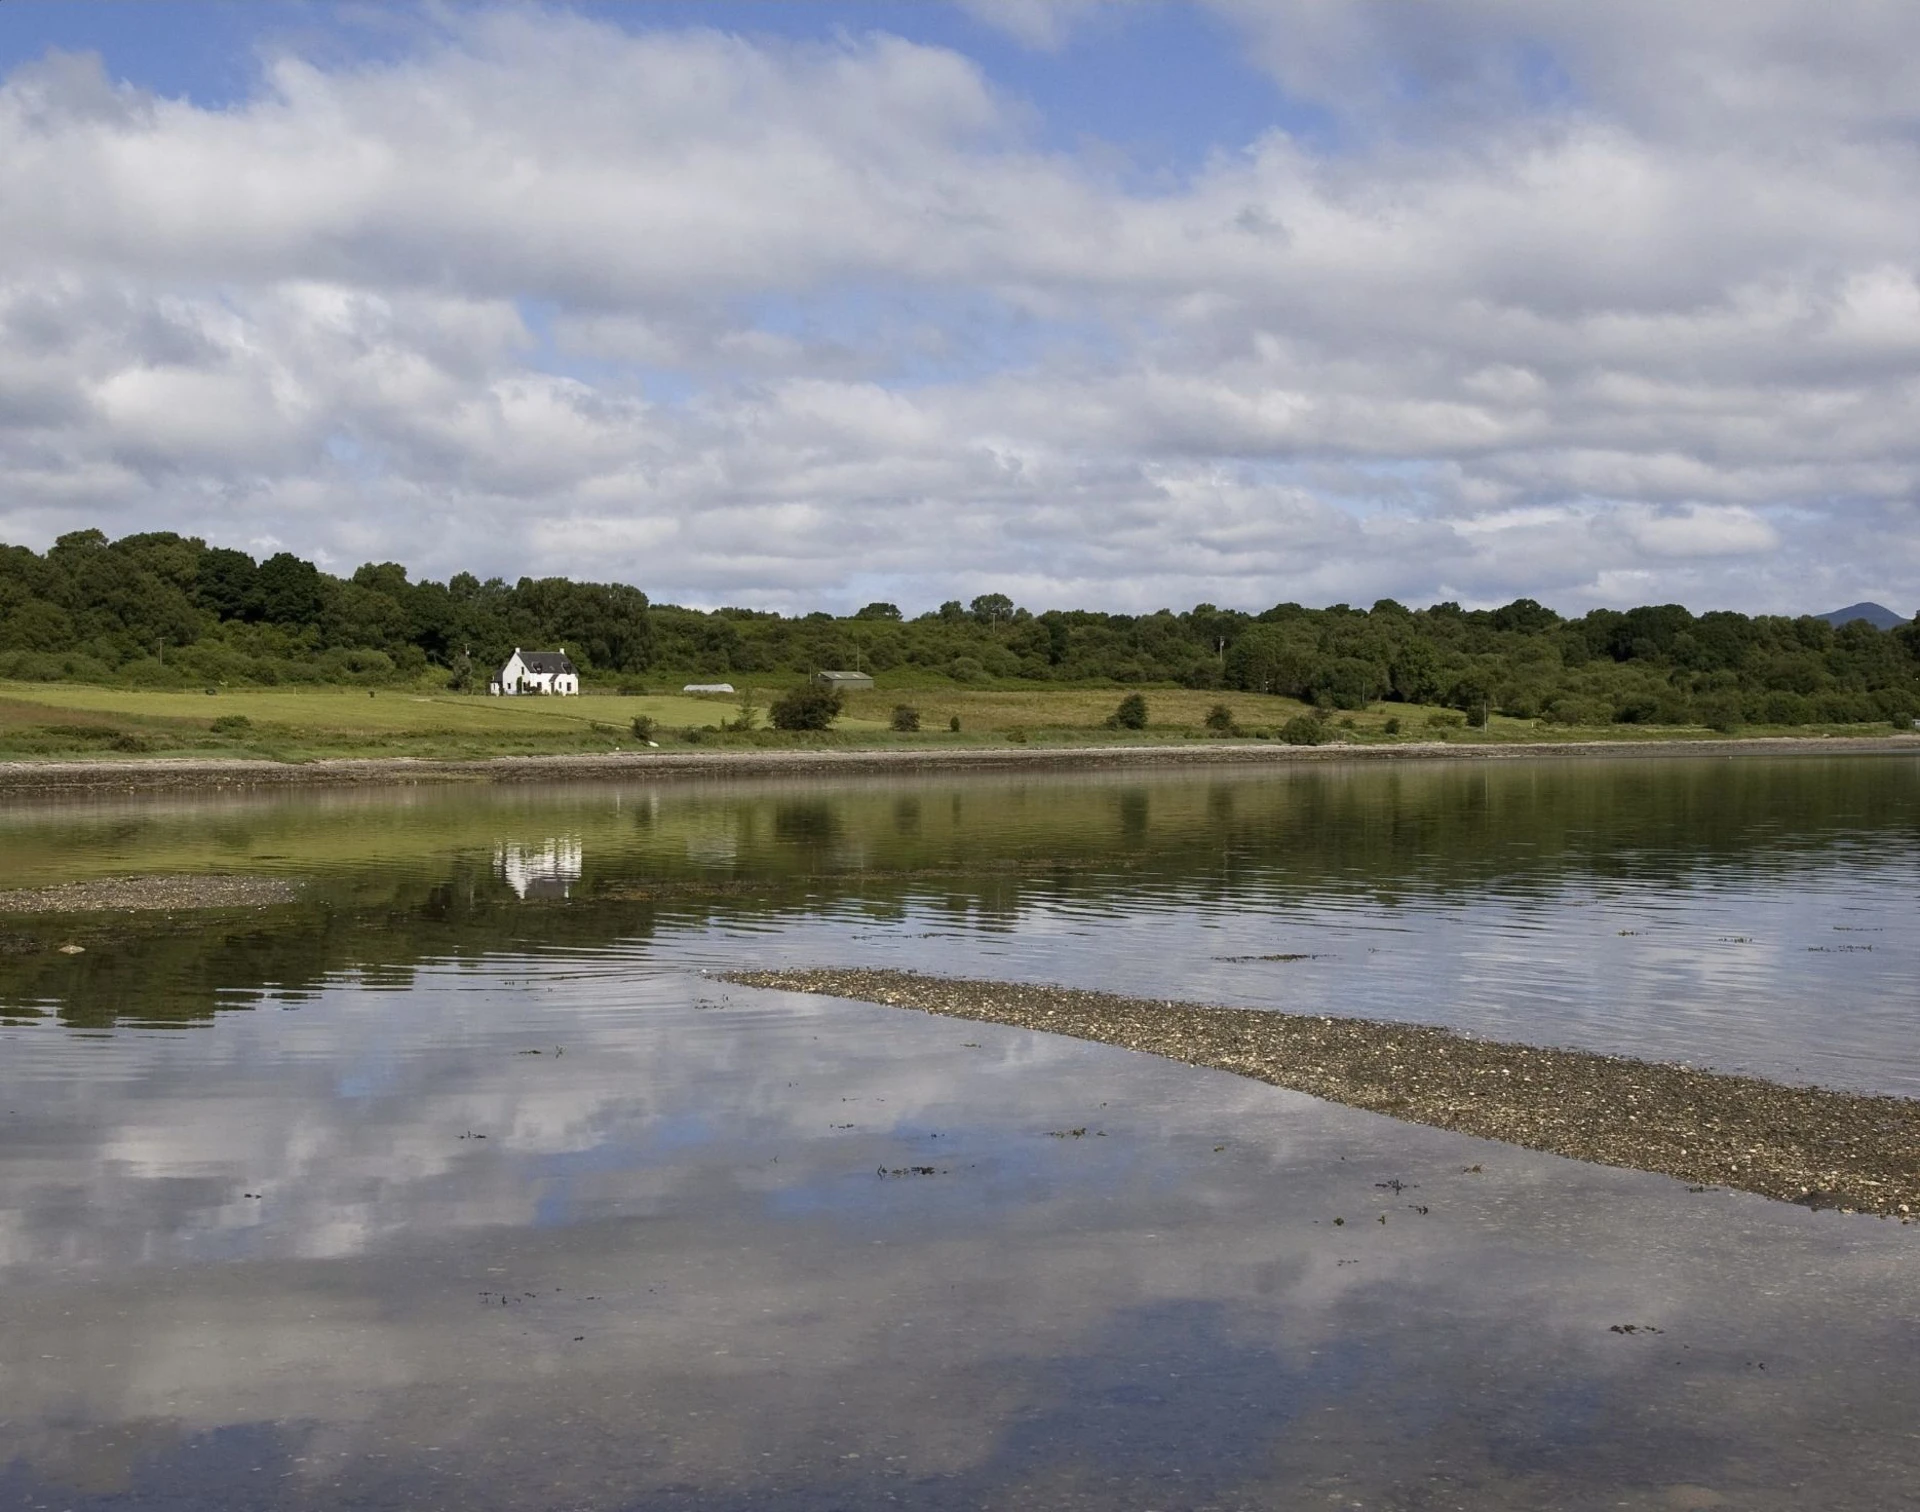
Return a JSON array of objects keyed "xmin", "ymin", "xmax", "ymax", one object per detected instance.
[{"xmin": 0, "ymin": 679, "xmax": 1910, "ymax": 765}]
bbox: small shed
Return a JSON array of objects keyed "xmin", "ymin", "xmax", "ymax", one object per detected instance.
[{"xmin": 813, "ymin": 670, "xmax": 874, "ymax": 692}]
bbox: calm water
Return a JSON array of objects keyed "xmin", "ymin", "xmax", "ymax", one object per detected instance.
[{"xmin": 1, "ymin": 754, "xmax": 1917, "ymax": 1508}]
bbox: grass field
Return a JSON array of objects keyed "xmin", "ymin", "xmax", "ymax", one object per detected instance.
[{"xmin": 0, "ymin": 680, "xmax": 1898, "ymax": 763}]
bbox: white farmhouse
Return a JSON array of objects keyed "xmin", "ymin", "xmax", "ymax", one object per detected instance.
[{"xmin": 490, "ymin": 648, "xmax": 580, "ymax": 696}]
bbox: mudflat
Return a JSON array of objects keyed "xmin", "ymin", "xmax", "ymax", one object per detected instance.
[{"xmin": 725, "ymin": 967, "xmax": 1920, "ymax": 1219}]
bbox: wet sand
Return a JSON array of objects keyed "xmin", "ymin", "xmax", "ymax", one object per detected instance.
[
  {"xmin": 724, "ymin": 967, "xmax": 1920, "ymax": 1218},
  {"xmin": 0, "ymin": 732, "xmax": 1914, "ymax": 795},
  {"xmin": 0, "ymin": 874, "xmax": 302, "ymax": 914}
]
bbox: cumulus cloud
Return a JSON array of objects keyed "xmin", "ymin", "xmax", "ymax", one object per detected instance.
[{"xmin": 0, "ymin": 4, "xmax": 1914, "ymax": 612}]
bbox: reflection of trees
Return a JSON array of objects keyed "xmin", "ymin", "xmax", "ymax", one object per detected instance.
[{"xmin": 1, "ymin": 757, "xmax": 1910, "ymax": 1029}]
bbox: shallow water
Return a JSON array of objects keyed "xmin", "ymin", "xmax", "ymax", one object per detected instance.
[{"xmin": 1, "ymin": 754, "xmax": 1918, "ymax": 1508}]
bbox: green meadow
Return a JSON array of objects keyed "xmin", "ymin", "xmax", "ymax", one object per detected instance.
[{"xmin": 0, "ymin": 680, "xmax": 1897, "ymax": 764}]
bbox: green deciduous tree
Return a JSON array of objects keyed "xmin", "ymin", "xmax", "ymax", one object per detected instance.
[{"xmin": 769, "ymin": 684, "xmax": 844, "ymax": 730}]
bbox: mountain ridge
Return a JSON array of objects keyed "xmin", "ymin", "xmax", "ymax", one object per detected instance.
[{"xmin": 1816, "ymin": 602, "xmax": 1909, "ymax": 631}]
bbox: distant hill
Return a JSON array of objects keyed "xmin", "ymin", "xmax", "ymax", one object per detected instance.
[{"xmin": 1816, "ymin": 602, "xmax": 1909, "ymax": 631}]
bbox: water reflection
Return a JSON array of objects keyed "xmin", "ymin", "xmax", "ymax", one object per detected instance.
[
  {"xmin": 1, "ymin": 755, "xmax": 1916, "ymax": 1092},
  {"xmin": 3, "ymin": 756, "xmax": 1920, "ymax": 1507},
  {"xmin": 494, "ymin": 836, "xmax": 584, "ymax": 899},
  {"xmin": 0, "ymin": 964, "xmax": 1916, "ymax": 1509}
]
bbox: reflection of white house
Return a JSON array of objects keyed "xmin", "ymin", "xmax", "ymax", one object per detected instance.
[
  {"xmin": 495, "ymin": 838, "xmax": 584, "ymax": 899},
  {"xmin": 490, "ymin": 648, "xmax": 579, "ymax": 696}
]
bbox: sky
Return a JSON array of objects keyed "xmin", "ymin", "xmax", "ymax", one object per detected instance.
[{"xmin": 1, "ymin": 1, "xmax": 1917, "ymax": 617}]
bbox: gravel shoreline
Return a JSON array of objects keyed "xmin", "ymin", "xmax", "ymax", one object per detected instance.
[
  {"xmin": 0, "ymin": 874, "xmax": 302, "ymax": 914},
  {"xmin": 0, "ymin": 733, "xmax": 1914, "ymax": 795},
  {"xmin": 723, "ymin": 967, "xmax": 1920, "ymax": 1219}
]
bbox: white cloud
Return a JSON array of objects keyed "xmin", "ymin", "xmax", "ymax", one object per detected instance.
[
  {"xmin": 0, "ymin": 6, "xmax": 1915, "ymax": 613},
  {"xmin": 955, "ymin": 0, "xmax": 1122, "ymax": 50},
  {"xmin": 1624, "ymin": 505, "xmax": 1780, "ymax": 559}
]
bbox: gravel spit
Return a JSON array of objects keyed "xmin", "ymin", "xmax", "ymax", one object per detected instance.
[
  {"xmin": 723, "ymin": 967, "xmax": 1920, "ymax": 1219},
  {"xmin": 0, "ymin": 874, "xmax": 302, "ymax": 914}
]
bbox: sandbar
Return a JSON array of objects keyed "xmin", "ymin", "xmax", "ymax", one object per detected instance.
[{"xmin": 725, "ymin": 966, "xmax": 1920, "ymax": 1218}]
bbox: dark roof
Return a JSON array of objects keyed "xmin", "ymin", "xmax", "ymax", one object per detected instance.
[{"xmin": 516, "ymin": 650, "xmax": 576, "ymax": 674}]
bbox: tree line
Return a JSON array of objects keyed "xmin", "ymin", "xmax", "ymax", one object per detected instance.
[{"xmin": 3, "ymin": 528, "xmax": 1917, "ymax": 727}]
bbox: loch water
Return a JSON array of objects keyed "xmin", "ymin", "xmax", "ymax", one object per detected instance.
[{"xmin": 1, "ymin": 753, "xmax": 1917, "ymax": 1509}]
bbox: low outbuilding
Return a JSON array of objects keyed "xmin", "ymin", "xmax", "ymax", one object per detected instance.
[
  {"xmin": 812, "ymin": 670, "xmax": 874, "ymax": 692},
  {"xmin": 684, "ymin": 683, "xmax": 736, "ymax": 694}
]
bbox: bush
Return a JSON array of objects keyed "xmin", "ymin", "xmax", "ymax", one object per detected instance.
[
  {"xmin": 210, "ymin": 714, "xmax": 252, "ymax": 733},
  {"xmin": 1695, "ymin": 693, "xmax": 1741, "ymax": 733},
  {"xmin": 1383, "ymin": 716, "xmax": 1401, "ymax": 735},
  {"xmin": 1111, "ymin": 693, "xmax": 1149, "ymax": 730},
  {"xmin": 1203, "ymin": 703, "xmax": 1235, "ymax": 733},
  {"xmin": 890, "ymin": 705, "xmax": 921, "ymax": 732},
  {"xmin": 769, "ymin": 685, "xmax": 844, "ymax": 731},
  {"xmin": 949, "ymin": 715, "xmax": 961, "ymax": 732},
  {"xmin": 1280, "ymin": 715, "xmax": 1325, "ymax": 746},
  {"xmin": 630, "ymin": 715, "xmax": 657, "ymax": 742},
  {"xmin": 948, "ymin": 656, "xmax": 985, "ymax": 683},
  {"xmin": 1611, "ymin": 692, "xmax": 1660, "ymax": 724},
  {"xmin": 1754, "ymin": 690, "xmax": 1814, "ymax": 726}
]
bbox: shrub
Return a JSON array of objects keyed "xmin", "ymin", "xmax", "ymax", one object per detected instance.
[
  {"xmin": 210, "ymin": 714, "xmax": 252, "ymax": 733},
  {"xmin": 1383, "ymin": 716, "xmax": 1401, "ymax": 735},
  {"xmin": 1280, "ymin": 715, "xmax": 1325, "ymax": 746},
  {"xmin": 1111, "ymin": 693, "xmax": 1149, "ymax": 730},
  {"xmin": 949, "ymin": 715, "xmax": 961, "ymax": 732},
  {"xmin": 947, "ymin": 656, "xmax": 985, "ymax": 683},
  {"xmin": 1754, "ymin": 690, "xmax": 1814, "ymax": 726},
  {"xmin": 1611, "ymin": 692, "xmax": 1660, "ymax": 724},
  {"xmin": 630, "ymin": 715, "xmax": 657, "ymax": 742},
  {"xmin": 1653, "ymin": 693, "xmax": 1696, "ymax": 726},
  {"xmin": 1203, "ymin": 703, "xmax": 1235, "ymax": 733},
  {"xmin": 770, "ymin": 685, "xmax": 844, "ymax": 731},
  {"xmin": 1696, "ymin": 693, "xmax": 1741, "ymax": 733},
  {"xmin": 890, "ymin": 705, "xmax": 921, "ymax": 732}
]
